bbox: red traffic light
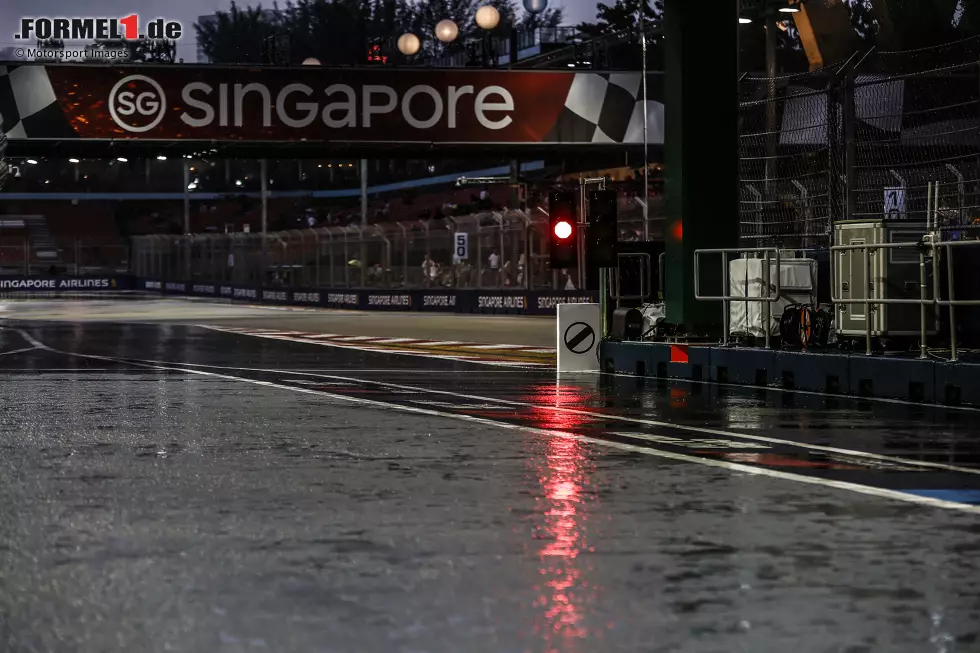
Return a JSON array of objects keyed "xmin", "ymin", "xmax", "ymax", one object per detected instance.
[{"xmin": 553, "ymin": 220, "xmax": 573, "ymax": 240}]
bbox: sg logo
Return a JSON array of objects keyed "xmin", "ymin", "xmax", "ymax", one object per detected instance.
[{"xmin": 108, "ymin": 75, "xmax": 167, "ymax": 133}]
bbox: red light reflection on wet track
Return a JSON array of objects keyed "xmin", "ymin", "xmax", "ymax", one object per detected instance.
[{"xmin": 526, "ymin": 383, "xmax": 604, "ymax": 653}]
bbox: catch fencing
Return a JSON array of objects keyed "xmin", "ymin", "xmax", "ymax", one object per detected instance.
[
  {"xmin": 132, "ymin": 209, "xmax": 649, "ymax": 291},
  {"xmin": 739, "ymin": 36, "xmax": 980, "ymax": 248}
]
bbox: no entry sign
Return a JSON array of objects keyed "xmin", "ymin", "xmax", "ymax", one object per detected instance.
[{"xmin": 556, "ymin": 303, "xmax": 600, "ymax": 372}]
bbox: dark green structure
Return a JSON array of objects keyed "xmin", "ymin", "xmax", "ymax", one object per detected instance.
[{"xmin": 663, "ymin": 0, "xmax": 739, "ymax": 335}]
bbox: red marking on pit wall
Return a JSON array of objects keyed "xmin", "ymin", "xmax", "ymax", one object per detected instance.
[{"xmin": 670, "ymin": 345, "xmax": 689, "ymax": 363}]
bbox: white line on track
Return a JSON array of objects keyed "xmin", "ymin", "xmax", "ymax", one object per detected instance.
[
  {"xmin": 0, "ymin": 347, "xmax": 38, "ymax": 356},
  {"xmin": 197, "ymin": 326, "xmax": 549, "ymax": 368},
  {"xmin": 106, "ymin": 357, "xmax": 980, "ymax": 479},
  {"xmin": 361, "ymin": 338, "xmax": 422, "ymax": 344},
  {"xmin": 17, "ymin": 329, "xmax": 980, "ymax": 516}
]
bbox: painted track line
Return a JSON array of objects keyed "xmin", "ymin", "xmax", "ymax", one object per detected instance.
[
  {"xmin": 197, "ymin": 326, "xmax": 552, "ymax": 368},
  {"xmin": 118, "ymin": 358, "xmax": 980, "ymax": 479},
  {"xmin": 17, "ymin": 331, "xmax": 980, "ymax": 516}
]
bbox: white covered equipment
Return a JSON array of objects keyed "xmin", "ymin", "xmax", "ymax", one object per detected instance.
[{"xmin": 728, "ymin": 255, "xmax": 818, "ymax": 338}]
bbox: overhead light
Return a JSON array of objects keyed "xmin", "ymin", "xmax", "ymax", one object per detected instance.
[
  {"xmin": 567, "ymin": 63, "xmax": 575, "ymax": 68},
  {"xmin": 187, "ymin": 182, "xmax": 197, "ymax": 190},
  {"xmin": 235, "ymin": 179, "xmax": 243, "ymax": 187},
  {"xmin": 779, "ymin": 6, "xmax": 800, "ymax": 12},
  {"xmin": 68, "ymin": 158, "xmax": 80, "ymax": 163},
  {"xmin": 117, "ymin": 157, "xmax": 128, "ymax": 162},
  {"xmin": 157, "ymin": 155, "xmax": 167, "ymax": 161},
  {"xmin": 26, "ymin": 159, "xmax": 37, "ymax": 165},
  {"xmin": 318, "ymin": 164, "xmax": 322, "ymax": 168},
  {"xmin": 44, "ymin": 179, "xmax": 50, "ymax": 184},
  {"xmin": 739, "ymin": 17, "xmax": 752, "ymax": 24},
  {"xmin": 189, "ymin": 166, "xmax": 195, "ymax": 171}
]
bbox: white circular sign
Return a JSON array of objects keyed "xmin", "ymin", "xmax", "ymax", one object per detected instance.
[{"xmin": 108, "ymin": 75, "xmax": 167, "ymax": 133}]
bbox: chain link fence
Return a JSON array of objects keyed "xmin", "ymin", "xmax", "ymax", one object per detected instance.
[
  {"xmin": 739, "ymin": 36, "xmax": 980, "ymax": 247},
  {"xmin": 132, "ymin": 210, "xmax": 647, "ymax": 291},
  {"xmin": 0, "ymin": 239, "xmax": 128, "ymax": 276}
]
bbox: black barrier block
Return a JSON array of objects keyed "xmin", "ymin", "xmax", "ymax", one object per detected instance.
[
  {"xmin": 668, "ymin": 361, "xmax": 693, "ymax": 380},
  {"xmin": 0, "ymin": 275, "xmax": 134, "ymax": 292},
  {"xmin": 261, "ymin": 288, "xmax": 291, "ymax": 304},
  {"xmin": 322, "ymin": 291, "xmax": 361, "ymax": 310},
  {"xmin": 528, "ymin": 291, "xmax": 599, "ymax": 316},
  {"xmin": 710, "ymin": 347, "xmax": 777, "ymax": 386},
  {"xmin": 849, "ymin": 356, "xmax": 935, "ymax": 403},
  {"xmin": 189, "ymin": 283, "xmax": 220, "ymax": 297},
  {"xmin": 415, "ymin": 291, "xmax": 460, "ymax": 312},
  {"xmin": 362, "ymin": 292, "xmax": 413, "ymax": 310},
  {"xmin": 602, "ymin": 341, "xmax": 670, "ymax": 378},
  {"xmin": 289, "ymin": 289, "xmax": 324, "ymax": 307},
  {"xmin": 230, "ymin": 287, "xmax": 260, "ymax": 302},
  {"xmin": 775, "ymin": 350, "xmax": 851, "ymax": 396},
  {"xmin": 935, "ymin": 361, "xmax": 980, "ymax": 407},
  {"xmin": 688, "ymin": 346, "xmax": 710, "ymax": 382},
  {"xmin": 473, "ymin": 292, "xmax": 527, "ymax": 315}
]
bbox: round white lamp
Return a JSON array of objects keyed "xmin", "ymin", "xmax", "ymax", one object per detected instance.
[
  {"xmin": 475, "ymin": 5, "xmax": 501, "ymax": 30},
  {"xmin": 301, "ymin": 57, "xmax": 321, "ymax": 65},
  {"xmin": 435, "ymin": 19, "xmax": 459, "ymax": 43},
  {"xmin": 397, "ymin": 32, "xmax": 421, "ymax": 55}
]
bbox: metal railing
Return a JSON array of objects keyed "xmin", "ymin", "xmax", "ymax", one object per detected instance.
[
  {"xmin": 694, "ymin": 248, "xmax": 783, "ymax": 349},
  {"xmin": 693, "ymin": 240, "xmax": 980, "ymax": 362},
  {"xmin": 828, "ymin": 241, "xmax": 936, "ymax": 357},
  {"xmin": 608, "ymin": 252, "xmax": 652, "ymax": 306}
]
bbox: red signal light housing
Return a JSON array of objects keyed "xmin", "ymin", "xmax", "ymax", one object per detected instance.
[{"xmin": 548, "ymin": 190, "xmax": 578, "ymax": 269}]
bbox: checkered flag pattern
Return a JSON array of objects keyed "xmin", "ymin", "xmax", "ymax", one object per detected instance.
[
  {"xmin": 545, "ymin": 73, "xmax": 664, "ymax": 145},
  {"xmin": 0, "ymin": 65, "xmax": 77, "ymax": 140}
]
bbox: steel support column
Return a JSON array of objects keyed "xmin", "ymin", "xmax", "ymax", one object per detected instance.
[{"xmin": 663, "ymin": 0, "xmax": 739, "ymax": 335}]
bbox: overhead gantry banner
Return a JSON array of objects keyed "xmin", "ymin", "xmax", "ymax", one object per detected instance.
[{"xmin": 0, "ymin": 64, "xmax": 663, "ymax": 146}]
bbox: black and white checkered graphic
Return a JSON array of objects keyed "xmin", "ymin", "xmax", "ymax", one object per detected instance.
[
  {"xmin": 545, "ymin": 73, "xmax": 664, "ymax": 145},
  {"xmin": 0, "ymin": 65, "xmax": 77, "ymax": 140}
]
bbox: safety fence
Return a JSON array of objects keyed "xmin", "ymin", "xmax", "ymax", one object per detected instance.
[
  {"xmin": 740, "ymin": 37, "xmax": 980, "ymax": 250},
  {"xmin": 0, "ymin": 241, "xmax": 128, "ymax": 277},
  {"xmin": 132, "ymin": 210, "xmax": 649, "ymax": 292}
]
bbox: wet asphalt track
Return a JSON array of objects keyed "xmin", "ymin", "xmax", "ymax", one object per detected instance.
[{"xmin": 2, "ymin": 299, "xmax": 980, "ymax": 653}]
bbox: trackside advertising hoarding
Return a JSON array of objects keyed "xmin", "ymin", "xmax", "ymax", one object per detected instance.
[
  {"xmin": 0, "ymin": 64, "xmax": 663, "ymax": 146},
  {"xmin": 141, "ymin": 279, "xmax": 595, "ymax": 315},
  {"xmin": 0, "ymin": 276, "xmax": 131, "ymax": 290}
]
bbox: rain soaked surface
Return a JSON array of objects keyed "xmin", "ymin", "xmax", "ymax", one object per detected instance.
[{"xmin": 1, "ymin": 300, "xmax": 980, "ymax": 653}]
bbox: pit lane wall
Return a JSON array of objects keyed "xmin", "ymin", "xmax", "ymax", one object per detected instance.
[{"xmin": 138, "ymin": 278, "xmax": 596, "ymax": 315}]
